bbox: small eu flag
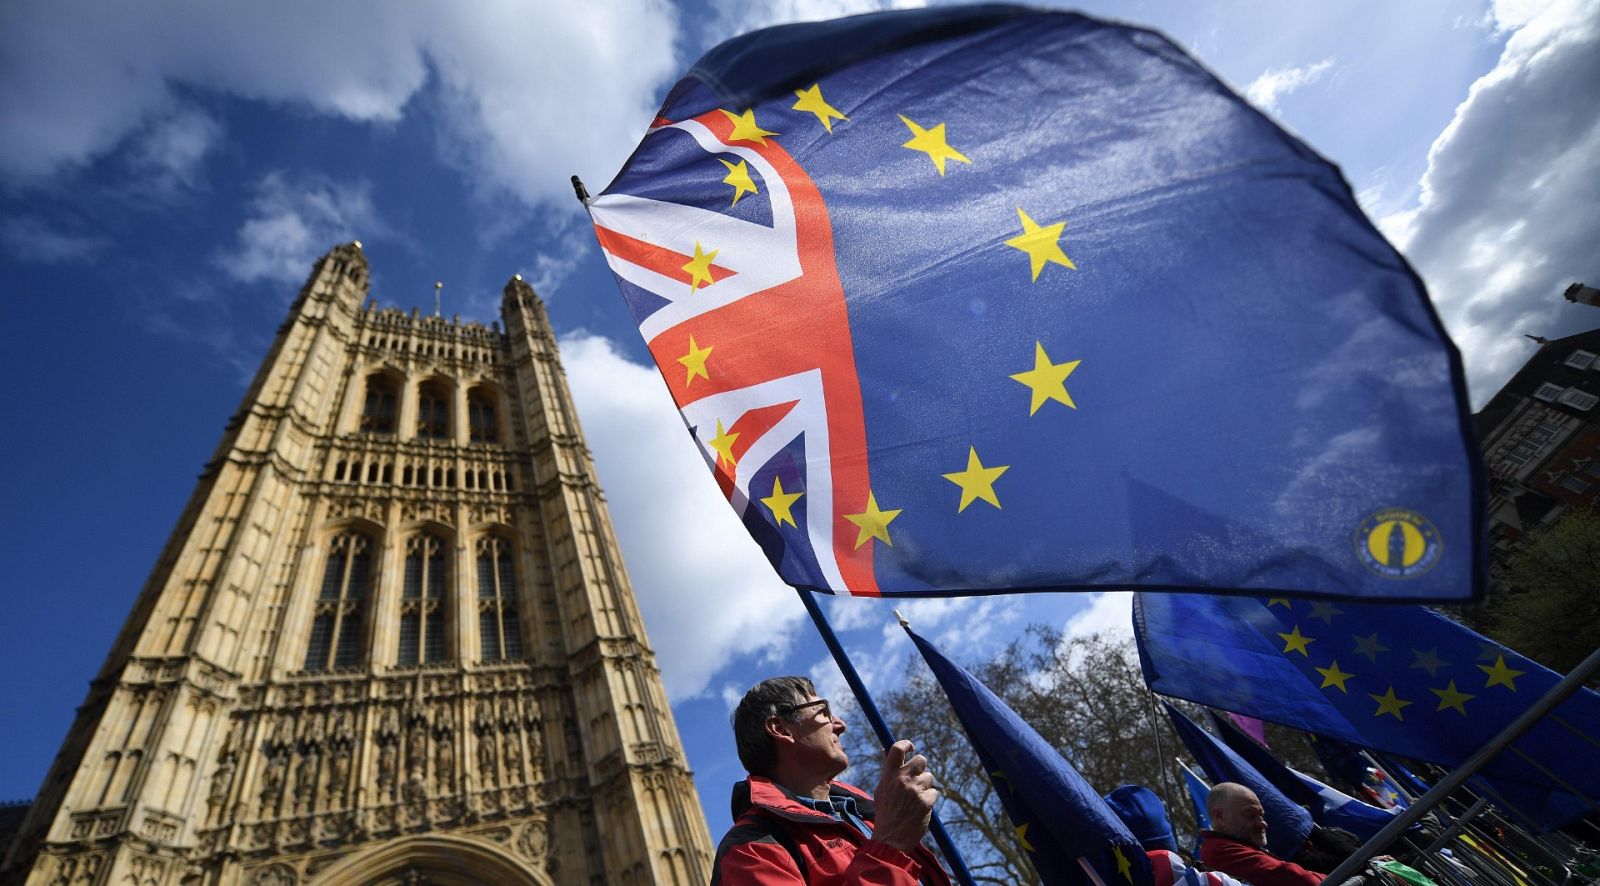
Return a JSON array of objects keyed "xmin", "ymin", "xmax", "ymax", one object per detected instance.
[
  {"xmin": 590, "ymin": 5, "xmax": 1481, "ymax": 600},
  {"xmin": 1135, "ymin": 592, "xmax": 1600, "ymax": 830},
  {"xmin": 908, "ymin": 625, "xmax": 1153, "ymax": 885}
]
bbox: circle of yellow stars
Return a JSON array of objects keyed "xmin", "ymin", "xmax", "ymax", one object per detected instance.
[
  {"xmin": 1263, "ymin": 598, "xmax": 1528, "ymax": 724},
  {"xmin": 679, "ymin": 82, "xmax": 1091, "ymax": 549}
]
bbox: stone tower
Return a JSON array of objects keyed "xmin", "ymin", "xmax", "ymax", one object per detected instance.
[{"xmin": 1, "ymin": 244, "xmax": 713, "ymax": 885}]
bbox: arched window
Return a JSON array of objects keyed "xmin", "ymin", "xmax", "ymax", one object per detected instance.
[
  {"xmin": 305, "ymin": 533, "xmax": 373, "ymax": 672},
  {"xmin": 416, "ymin": 381, "xmax": 450, "ymax": 440},
  {"xmin": 468, "ymin": 388, "xmax": 499, "ymax": 443},
  {"xmin": 476, "ymin": 537, "xmax": 523, "ymax": 662},
  {"xmin": 360, "ymin": 376, "xmax": 398, "ymax": 434},
  {"xmin": 398, "ymin": 533, "xmax": 448, "ymax": 665}
]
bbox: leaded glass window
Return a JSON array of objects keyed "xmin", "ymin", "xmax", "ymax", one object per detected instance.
[
  {"xmin": 398, "ymin": 533, "xmax": 448, "ymax": 665},
  {"xmin": 360, "ymin": 377, "xmax": 397, "ymax": 434},
  {"xmin": 417, "ymin": 382, "xmax": 450, "ymax": 440},
  {"xmin": 477, "ymin": 537, "xmax": 523, "ymax": 661},
  {"xmin": 468, "ymin": 388, "xmax": 499, "ymax": 443},
  {"xmin": 305, "ymin": 532, "xmax": 373, "ymax": 672}
]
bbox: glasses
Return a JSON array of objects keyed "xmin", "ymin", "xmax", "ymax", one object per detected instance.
[{"xmin": 777, "ymin": 698, "xmax": 833, "ymax": 721}]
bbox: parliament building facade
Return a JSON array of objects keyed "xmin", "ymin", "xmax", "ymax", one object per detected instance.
[{"xmin": 0, "ymin": 244, "xmax": 713, "ymax": 885}]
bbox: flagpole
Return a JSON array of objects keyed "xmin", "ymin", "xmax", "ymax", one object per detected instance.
[
  {"xmin": 1318, "ymin": 644, "xmax": 1600, "ymax": 885},
  {"xmin": 796, "ymin": 589, "xmax": 977, "ymax": 886}
]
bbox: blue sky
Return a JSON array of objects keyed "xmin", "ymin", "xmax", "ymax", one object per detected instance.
[{"xmin": 3, "ymin": 0, "xmax": 1598, "ymax": 836}]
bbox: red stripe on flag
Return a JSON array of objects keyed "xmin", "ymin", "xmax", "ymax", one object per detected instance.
[{"xmin": 594, "ymin": 225, "xmax": 737, "ymax": 287}]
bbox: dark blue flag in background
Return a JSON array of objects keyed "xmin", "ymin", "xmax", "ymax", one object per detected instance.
[
  {"xmin": 1135, "ymin": 592, "xmax": 1600, "ymax": 830},
  {"xmin": 909, "ymin": 625, "xmax": 1154, "ymax": 885},
  {"xmin": 591, "ymin": 4, "xmax": 1482, "ymax": 601},
  {"xmin": 1207, "ymin": 711, "xmax": 1401, "ymax": 840},
  {"xmin": 1164, "ymin": 702, "xmax": 1314, "ymax": 860}
]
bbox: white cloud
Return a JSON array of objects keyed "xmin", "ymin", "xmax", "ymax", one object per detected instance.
[
  {"xmin": 1244, "ymin": 57, "xmax": 1334, "ymax": 112},
  {"xmin": 128, "ymin": 105, "xmax": 222, "ymax": 187},
  {"xmin": 700, "ymin": 0, "xmax": 926, "ymax": 47},
  {"xmin": 1383, "ymin": 0, "xmax": 1600, "ymax": 405},
  {"xmin": 217, "ymin": 172, "xmax": 388, "ymax": 286},
  {"xmin": 0, "ymin": 1, "xmax": 679, "ymax": 209},
  {"xmin": 1061, "ymin": 591, "xmax": 1133, "ymax": 645},
  {"xmin": 559, "ymin": 333, "xmax": 805, "ymax": 700},
  {"xmin": 0, "ymin": 215, "xmax": 106, "ymax": 263}
]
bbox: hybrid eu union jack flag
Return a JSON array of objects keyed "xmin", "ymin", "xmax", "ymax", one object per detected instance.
[{"xmin": 589, "ymin": 6, "xmax": 1483, "ymax": 600}]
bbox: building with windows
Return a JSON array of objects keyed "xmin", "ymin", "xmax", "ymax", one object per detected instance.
[
  {"xmin": 1475, "ymin": 320, "xmax": 1600, "ymax": 581},
  {"xmin": 0, "ymin": 244, "xmax": 713, "ymax": 885}
]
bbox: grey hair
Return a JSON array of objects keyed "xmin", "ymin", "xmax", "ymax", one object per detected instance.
[{"xmin": 731, "ymin": 676, "xmax": 815, "ymax": 776}]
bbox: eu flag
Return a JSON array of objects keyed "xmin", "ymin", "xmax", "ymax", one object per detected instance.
[
  {"xmin": 590, "ymin": 5, "xmax": 1481, "ymax": 600},
  {"xmin": 1134, "ymin": 592, "xmax": 1600, "ymax": 830},
  {"xmin": 908, "ymin": 625, "xmax": 1154, "ymax": 885}
]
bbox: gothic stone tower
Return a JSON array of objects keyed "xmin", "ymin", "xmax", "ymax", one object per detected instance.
[{"xmin": 1, "ymin": 244, "xmax": 713, "ymax": 886}]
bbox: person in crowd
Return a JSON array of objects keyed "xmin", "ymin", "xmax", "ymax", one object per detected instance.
[{"xmin": 712, "ymin": 676, "xmax": 951, "ymax": 885}]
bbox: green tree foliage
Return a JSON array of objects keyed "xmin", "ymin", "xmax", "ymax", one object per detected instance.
[{"xmin": 1489, "ymin": 508, "xmax": 1600, "ymax": 681}]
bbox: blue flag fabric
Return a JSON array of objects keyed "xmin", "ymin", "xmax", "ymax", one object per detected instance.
[
  {"xmin": 1164, "ymin": 703, "xmax": 1314, "ymax": 860},
  {"xmin": 908, "ymin": 626, "xmax": 1154, "ymax": 885},
  {"xmin": 1178, "ymin": 761, "xmax": 1211, "ymax": 857},
  {"xmin": 590, "ymin": 5, "xmax": 1482, "ymax": 600},
  {"xmin": 1207, "ymin": 712, "xmax": 1402, "ymax": 840},
  {"xmin": 1134, "ymin": 592, "xmax": 1600, "ymax": 830}
]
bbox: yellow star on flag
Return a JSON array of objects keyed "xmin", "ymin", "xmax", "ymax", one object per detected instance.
[
  {"xmin": 1370, "ymin": 686, "xmax": 1412, "ymax": 720},
  {"xmin": 1308, "ymin": 601, "xmax": 1342, "ymax": 624},
  {"xmin": 1113, "ymin": 845, "xmax": 1134, "ymax": 883},
  {"xmin": 1316, "ymin": 660, "xmax": 1354, "ymax": 693},
  {"xmin": 899, "ymin": 115, "xmax": 970, "ymax": 175},
  {"xmin": 1278, "ymin": 625, "xmax": 1314, "ymax": 657},
  {"xmin": 720, "ymin": 108, "xmax": 777, "ymax": 144},
  {"xmin": 1268, "ymin": 598, "xmax": 1292, "ymax": 608},
  {"xmin": 1004, "ymin": 208, "xmax": 1076, "ymax": 281},
  {"xmin": 942, "ymin": 447, "xmax": 1010, "ymax": 513},
  {"xmin": 1015, "ymin": 822, "xmax": 1035, "ymax": 853},
  {"xmin": 792, "ymin": 84, "xmax": 847, "ymax": 132},
  {"xmin": 1431, "ymin": 680, "xmax": 1475, "ymax": 715},
  {"xmin": 1478, "ymin": 655, "xmax": 1525, "ymax": 692},
  {"xmin": 1351, "ymin": 632, "xmax": 1389, "ymax": 663},
  {"xmin": 844, "ymin": 492, "xmax": 902, "ymax": 549},
  {"xmin": 1009, "ymin": 341, "xmax": 1081, "ymax": 415},
  {"xmin": 760, "ymin": 476, "xmax": 804, "ymax": 528},
  {"xmin": 683, "ymin": 241, "xmax": 718, "ymax": 293},
  {"xmin": 717, "ymin": 158, "xmax": 758, "ymax": 205},
  {"xmin": 677, "ymin": 335, "xmax": 713, "ymax": 385},
  {"xmin": 708, "ymin": 419, "xmax": 739, "ymax": 469},
  {"xmin": 1410, "ymin": 647, "xmax": 1449, "ymax": 678}
]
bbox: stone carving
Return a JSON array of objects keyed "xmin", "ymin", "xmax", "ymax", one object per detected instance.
[
  {"xmin": 435, "ymin": 734, "xmax": 455, "ymax": 790},
  {"xmin": 293, "ymin": 746, "xmax": 319, "ymax": 809},
  {"xmin": 377, "ymin": 741, "xmax": 398, "ymax": 795},
  {"xmin": 516, "ymin": 820, "xmax": 549, "ymax": 861},
  {"xmin": 260, "ymin": 753, "xmax": 287, "ymax": 813},
  {"xmin": 474, "ymin": 697, "xmax": 495, "ymax": 733},
  {"xmin": 207, "ymin": 755, "xmax": 235, "ymax": 821},
  {"xmin": 406, "ymin": 719, "xmax": 428, "ymax": 778},
  {"xmin": 477, "ymin": 733, "xmax": 497, "ymax": 783},
  {"xmin": 502, "ymin": 731, "xmax": 523, "ymax": 781},
  {"xmin": 378, "ymin": 705, "xmax": 400, "ymax": 739},
  {"xmin": 249, "ymin": 862, "xmax": 298, "ymax": 886},
  {"xmin": 331, "ymin": 707, "xmax": 354, "ymax": 744},
  {"xmin": 327, "ymin": 746, "xmax": 351, "ymax": 806}
]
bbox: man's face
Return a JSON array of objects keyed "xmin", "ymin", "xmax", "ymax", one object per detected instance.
[
  {"xmin": 781, "ymin": 695, "xmax": 848, "ymax": 778},
  {"xmin": 1215, "ymin": 791, "xmax": 1268, "ymax": 848}
]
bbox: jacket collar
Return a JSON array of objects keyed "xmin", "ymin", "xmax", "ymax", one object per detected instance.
[{"xmin": 732, "ymin": 774, "xmax": 878, "ymax": 825}]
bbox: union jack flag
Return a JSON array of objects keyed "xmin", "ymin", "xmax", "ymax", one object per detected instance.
[{"xmin": 590, "ymin": 6, "xmax": 1481, "ymax": 600}]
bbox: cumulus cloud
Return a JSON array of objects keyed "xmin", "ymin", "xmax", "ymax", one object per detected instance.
[
  {"xmin": 559, "ymin": 333, "xmax": 805, "ymax": 700},
  {"xmin": 216, "ymin": 172, "xmax": 388, "ymax": 286},
  {"xmin": 0, "ymin": 1, "xmax": 679, "ymax": 207},
  {"xmin": 127, "ymin": 105, "xmax": 222, "ymax": 188},
  {"xmin": 1383, "ymin": 0, "xmax": 1600, "ymax": 405},
  {"xmin": 700, "ymin": 0, "xmax": 926, "ymax": 48},
  {"xmin": 1244, "ymin": 57, "xmax": 1335, "ymax": 112},
  {"xmin": 1061, "ymin": 591, "xmax": 1133, "ymax": 644}
]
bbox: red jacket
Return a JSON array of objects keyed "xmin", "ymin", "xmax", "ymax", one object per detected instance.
[
  {"xmin": 1199, "ymin": 831, "xmax": 1323, "ymax": 886},
  {"xmin": 712, "ymin": 776, "xmax": 953, "ymax": 885}
]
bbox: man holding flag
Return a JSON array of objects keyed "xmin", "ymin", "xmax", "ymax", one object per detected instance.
[
  {"xmin": 1201, "ymin": 783, "xmax": 1337, "ymax": 886},
  {"xmin": 713, "ymin": 676, "xmax": 952, "ymax": 884}
]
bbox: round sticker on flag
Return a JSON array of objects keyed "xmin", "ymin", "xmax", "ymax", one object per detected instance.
[{"xmin": 1356, "ymin": 509, "xmax": 1443, "ymax": 579}]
